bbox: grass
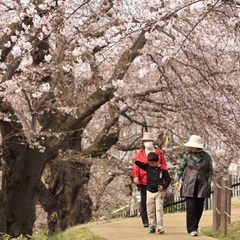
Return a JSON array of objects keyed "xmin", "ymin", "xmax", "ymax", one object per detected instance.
[
  {"xmin": 5, "ymin": 226, "xmax": 106, "ymax": 240},
  {"xmin": 202, "ymin": 221, "xmax": 240, "ymax": 240},
  {"xmin": 46, "ymin": 226, "xmax": 107, "ymax": 240}
]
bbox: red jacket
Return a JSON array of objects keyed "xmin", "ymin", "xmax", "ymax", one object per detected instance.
[{"xmin": 131, "ymin": 147, "xmax": 167, "ymax": 185}]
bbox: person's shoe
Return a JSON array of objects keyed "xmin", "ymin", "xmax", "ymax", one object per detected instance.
[
  {"xmin": 158, "ymin": 227, "xmax": 164, "ymax": 234},
  {"xmin": 148, "ymin": 226, "xmax": 156, "ymax": 234},
  {"xmin": 190, "ymin": 231, "xmax": 198, "ymax": 236},
  {"xmin": 143, "ymin": 223, "xmax": 149, "ymax": 227}
]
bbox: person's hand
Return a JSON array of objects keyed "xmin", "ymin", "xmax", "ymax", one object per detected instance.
[
  {"xmin": 158, "ymin": 185, "xmax": 163, "ymax": 192},
  {"xmin": 133, "ymin": 177, "xmax": 139, "ymax": 184},
  {"xmin": 174, "ymin": 181, "xmax": 180, "ymax": 190}
]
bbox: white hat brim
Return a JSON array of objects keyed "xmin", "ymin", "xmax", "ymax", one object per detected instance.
[{"xmin": 184, "ymin": 142, "xmax": 204, "ymax": 148}]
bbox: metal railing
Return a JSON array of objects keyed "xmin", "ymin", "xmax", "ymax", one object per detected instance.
[{"xmin": 99, "ymin": 176, "xmax": 240, "ymax": 220}]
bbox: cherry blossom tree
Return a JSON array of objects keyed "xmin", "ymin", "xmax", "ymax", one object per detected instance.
[{"xmin": 0, "ymin": 0, "xmax": 239, "ymax": 237}]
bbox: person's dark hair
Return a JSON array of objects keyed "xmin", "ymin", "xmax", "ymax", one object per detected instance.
[{"xmin": 147, "ymin": 152, "xmax": 158, "ymax": 162}]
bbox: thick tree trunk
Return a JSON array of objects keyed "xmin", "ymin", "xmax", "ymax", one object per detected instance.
[
  {"xmin": 0, "ymin": 191, "xmax": 6, "ymax": 235},
  {"xmin": 0, "ymin": 128, "xmax": 93, "ymax": 238},
  {"xmin": 0, "ymin": 119, "xmax": 57, "ymax": 238},
  {"xmin": 46, "ymin": 160, "xmax": 92, "ymax": 236},
  {"xmin": 1, "ymin": 145, "xmax": 49, "ymax": 238}
]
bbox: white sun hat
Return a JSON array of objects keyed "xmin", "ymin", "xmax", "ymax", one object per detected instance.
[
  {"xmin": 141, "ymin": 132, "xmax": 155, "ymax": 141},
  {"xmin": 184, "ymin": 135, "xmax": 204, "ymax": 148}
]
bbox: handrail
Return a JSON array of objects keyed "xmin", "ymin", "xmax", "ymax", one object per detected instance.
[{"xmin": 98, "ymin": 180, "xmax": 240, "ymax": 221}]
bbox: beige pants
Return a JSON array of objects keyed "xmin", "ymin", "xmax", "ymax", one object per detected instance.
[{"xmin": 146, "ymin": 190, "xmax": 164, "ymax": 229}]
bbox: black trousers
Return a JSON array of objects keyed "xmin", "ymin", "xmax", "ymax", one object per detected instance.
[
  {"xmin": 186, "ymin": 197, "xmax": 205, "ymax": 233},
  {"xmin": 138, "ymin": 184, "xmax": 148, "ymax": 225}
]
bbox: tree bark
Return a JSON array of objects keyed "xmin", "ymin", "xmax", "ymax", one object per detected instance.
[
  {"xmin": 46, "ymin": 160, "xmax": 92, "ymax": 236},
  {"xmin": 0, "ymin": 191, "xmax": 6, "ymax": 235},
  {"xmin": 0, "ymin": 120, "xmax": 58, "ymax": 238},
  {"xmin": 1, "ymin": 145, "xmax": 50, "ymax": 237}
]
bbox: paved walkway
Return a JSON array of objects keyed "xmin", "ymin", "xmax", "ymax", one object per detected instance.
[{"xmin": 83, "ymin": 197, "xmax": 240, "ymax": 240}]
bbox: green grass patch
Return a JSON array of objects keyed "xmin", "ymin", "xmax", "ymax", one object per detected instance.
[
  {"xmin": 47, "ymin": 226, "xmax": 106, "ymax": 240},
  {"xmin": 202, "ymin": 221, "xmax": 240, "ymax": 240},
  {"xmin": 30, "ymin": 225, "xmax": 107, "ymax": 240},
  {"xmin": 5, "ymin": 226, "xmax": 106, "ymax": 240}
]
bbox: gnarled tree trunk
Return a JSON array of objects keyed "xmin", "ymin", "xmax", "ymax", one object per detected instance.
[
  {"xmin": 0, "ymin": 121, "xmax": 57, "ymax": 238},
  {"xmin": 1, "ymin": 145, "xmax": 49, "ymax": 237},
  {"xmin": 46, "ymin": 160, "xmax": 92, "ymax": 235}
]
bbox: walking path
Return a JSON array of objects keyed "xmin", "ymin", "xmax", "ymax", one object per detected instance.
[{"xmin": 83, "ymin": 197, "xmax": 240, "ymax": 240}]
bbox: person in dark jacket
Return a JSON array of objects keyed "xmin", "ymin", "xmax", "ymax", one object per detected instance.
[
  {"xmin": 131, "ymin": 132, "xmax": 167, "ymax": 228},
  {"xmin": 133, "ymin": 152, "xmax": 171, "ymax": 234},
  {"xmin": 175, "ymin": 135, "xmax": 213, "ymax": 237}
]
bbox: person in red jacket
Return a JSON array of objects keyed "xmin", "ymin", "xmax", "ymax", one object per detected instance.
[{"xmin": 131, "ymin": 132, "xmax": 167, "ymax": 227}]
